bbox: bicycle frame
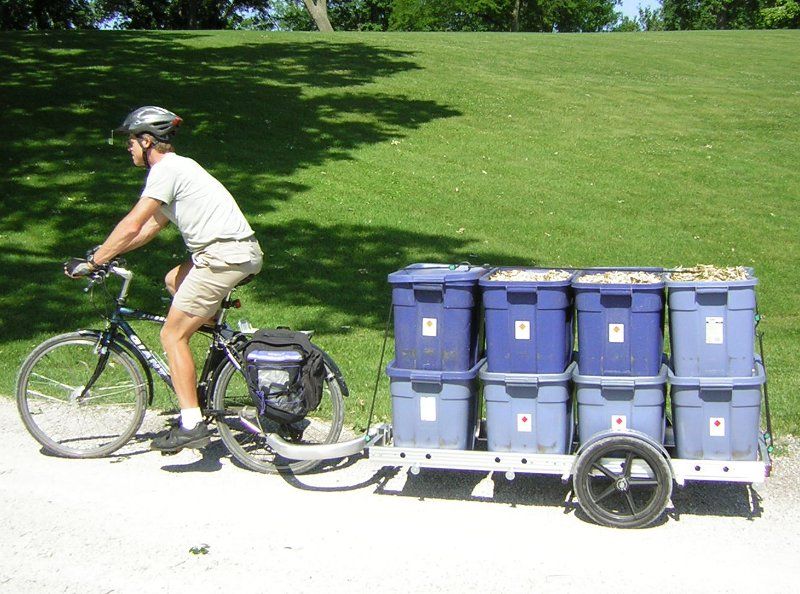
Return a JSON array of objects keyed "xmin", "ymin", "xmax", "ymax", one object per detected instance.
[
  {"xmin": 81, "ymin": 264, "xmax": 244, "ymax": 409},
  {"xmin": 107, "ymin": 310, "xmax": 173, "ymax": 389}
]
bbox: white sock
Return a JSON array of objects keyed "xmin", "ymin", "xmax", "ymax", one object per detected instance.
[{"xmin": 180, "ymin": 407, "xmax": 203, "ymax": 430}]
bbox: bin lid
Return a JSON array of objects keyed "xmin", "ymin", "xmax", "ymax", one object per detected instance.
[
  {"xmin": 479, "ymin": 361, "xmax": 576, "ymax": 384},
  {"xmin": 385, "ymin": 358, "xmax": 485, "ymax": 382},
  {"xmin": 667, "ymin": 357, "xmax": 765, "ymax": 386},
  {"xmin": 388, "ymin": 263, "xmax": 489, "ymax": 285},
  {"xmin": 572, "ymin": 362, "xmax": 669, "ymax": 386}
]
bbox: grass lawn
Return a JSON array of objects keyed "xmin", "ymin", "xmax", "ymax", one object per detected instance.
[{"xmin": 1, "ymin": 29, "xmax": 798, "ymax": 437}]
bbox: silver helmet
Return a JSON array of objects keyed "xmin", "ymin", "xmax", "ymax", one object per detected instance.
[{"xmin": 116, "ymin": 106, "xmax": 182, "ymax": 142}]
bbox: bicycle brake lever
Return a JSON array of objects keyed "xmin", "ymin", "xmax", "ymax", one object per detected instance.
[{"xmin": 84, "ymin": 268, "xmax": 107, "ymax": 291}]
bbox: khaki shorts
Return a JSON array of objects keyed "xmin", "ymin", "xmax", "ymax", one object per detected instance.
[{"xmin": 172, "ymin": 238, "xmax": 263, "ymax": 318}]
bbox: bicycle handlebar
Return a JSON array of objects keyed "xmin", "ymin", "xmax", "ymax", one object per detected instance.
[{"xmin": 84, "ymin": 259, "xmax": 134, "ymax": 303}]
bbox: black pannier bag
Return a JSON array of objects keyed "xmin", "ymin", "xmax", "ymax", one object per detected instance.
[{"xmin": 243, "ymin": 329, "xmax": 325, "ymax": 424}]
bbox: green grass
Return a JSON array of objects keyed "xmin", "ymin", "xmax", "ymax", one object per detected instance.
[{"xmin": 1, "ymin": 30, "xmax": 798, "ymax": 436}]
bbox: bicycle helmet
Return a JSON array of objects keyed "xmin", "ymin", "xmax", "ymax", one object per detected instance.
[{"xmin": 116, "ymin": 106, "xmax": 182, "ymax": 142}]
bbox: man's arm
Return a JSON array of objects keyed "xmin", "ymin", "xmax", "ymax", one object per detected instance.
[
  {"xmin": 121, "ymin": 208, "xmax": 170, "ymax": 254},
  {"xmin": 92, "ymin": 197, "xmax": 169, "ymax": 265}
]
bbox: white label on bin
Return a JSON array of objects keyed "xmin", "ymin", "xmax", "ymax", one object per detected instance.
[
  {"xmin": 422, "ymin": 318, "xmax": 438, "ymax": 337},
  {"xmin": 517, "ymin": 413, "xmax": 533, "ymax": 432},
  {"xmin": 420, "ymin": 397, "xmax": 437, "ymax": 422},
  {"xmin": 609, "ymin": 323, "xmax": 625, "ymax": 343},
  {"xmin": 706, "ymin": 317, "xmax": 724, "ymax": 345},
  {"xmin": 515, "ymin": 321, "xmax": 531, "ymax": 340},
  {"xmin": 612, "ymin": 415, "xmax": 627, "ymax": 431},
  {"xmin": 710, "ymin": 417, "xmax": 725, "ymax": 437}
]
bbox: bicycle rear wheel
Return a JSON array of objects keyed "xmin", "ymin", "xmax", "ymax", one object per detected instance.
[
  {"xmin": 16, "ymin": 332, "xmax": 148, "ymax": 458},
  {"xmin": 212, "ymin": 354, "xmax": 345, "ymax": 475}
]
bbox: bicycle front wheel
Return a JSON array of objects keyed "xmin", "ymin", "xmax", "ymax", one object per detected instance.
[
  {"xmin": 212, "ymin": 354, "xmax": 345, "ymax": 475},
  {"xmin": 16, "ymin": 332, "xmax": 148, "ymax": 458}
]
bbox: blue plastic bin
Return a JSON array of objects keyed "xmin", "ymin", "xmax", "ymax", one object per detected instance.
[
  {"xmin": 669, "ymin": 359, "xmax": 765, "ymax": 461},
  {"xmin": 386, "ymin": 359, "xmax": 483, "ymax": 450},
  {"xmin": 666, "ymin": 269, "xmax": 758, "ymax": 377},
  {"xmin": 388, "ymin": 264, "xmax": 488, "ymax": 371},
  {"xmin": 573, "ymin": 269, "xmax": 665, "ymax": 376},
  {"xmin": 574, "ymin": 362, "xmax": 667, "ymax": 445},
  {"xmin": 479, "ymin": 268, "xmax": 574, "ymax": 374},
  {"xmin": 480, "ymin": 362, "xmax": 575, "ymax": 454}
]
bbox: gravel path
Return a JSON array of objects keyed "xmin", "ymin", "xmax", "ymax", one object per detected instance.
[{"xmin": 1, "ymin": 397, "xmax": 799, "ymax": 594}]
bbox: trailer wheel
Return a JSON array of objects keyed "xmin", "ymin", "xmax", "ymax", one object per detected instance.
[{"xmin": 574, "ymin": 435, "xmax": 672, "ymax": 529}]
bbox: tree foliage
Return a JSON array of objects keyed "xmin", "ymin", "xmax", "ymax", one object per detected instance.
[
  {"xmin": 661, "ymin": 0, "xmax": 799, "ymax": 29},
  {"xmin": 760, "ymin": 0, "xmax": 800, "ymax": 27},
  {"xmin": 98, "ymin": 1, "xmax": 271, "ymax": 29},
  {"xmin": 638, "ymin": 5, "xmax": 665, "ymax": 29},
  {"xmin": 0, "ymin": 0, "xmax": 273, "ymax": 29},
  {"xmin": 274, "ymin": 0, "xmax": 391, "ymax": 30},
  {"xmin": 389, "ymin": 0, "xmax": 620, "ymax": 32},
  {"xmin": 329, "ymin": 0, "xmax": 392, "ymax": 30},
  {"xmin": 389, "ymin": 0, "xmax": 509, "ymax": 31},
  {"xmin": 1, "ymin": 0, "xmax": 98, "ymax": 29},
  {"xmin": 662, "ymin": 0, "xmax": 759, "ymax": 29},
  {"xmin": 613, "ymin": 15, "xmax": 641, "ymax": 29},
  {"xmin": 546, "ymin": 0, "xmax": 620, "ymax": 31},
  {"xmin": 1, "ymin": 0, "xmax": 797, "ymax": 30}
]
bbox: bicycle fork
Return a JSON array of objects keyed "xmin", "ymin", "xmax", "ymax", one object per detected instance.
[{"xmin": 78, "ymin": 331, "xmax": 114, "ymax": 401}]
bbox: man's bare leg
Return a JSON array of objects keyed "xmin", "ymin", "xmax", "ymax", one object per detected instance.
[
  {"xmin": 150, "ymin": 304, "xmax": 210, "ymax": 451},
  {"xmin": 160, "ymin": 306, "xmax": 207, "ymax": 410}
]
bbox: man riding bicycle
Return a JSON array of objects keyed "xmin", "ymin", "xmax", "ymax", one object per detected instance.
[{"xmin": 64, "ymin": 106, "xmax": 263, "ymax": 452}]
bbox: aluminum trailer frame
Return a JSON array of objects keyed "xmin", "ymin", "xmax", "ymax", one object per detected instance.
[
  {"xmin": 263, "ymin": 424, "xmax": 770, "ymax": 528},
  {"xmin": 264, "ymin": 424, "xmax": 770, "ymax": 486}
]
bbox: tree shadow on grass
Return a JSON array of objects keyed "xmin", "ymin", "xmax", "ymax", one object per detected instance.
[{"xmin": 0, "ymin": 31, "xmax": 447, "ymax": 229}]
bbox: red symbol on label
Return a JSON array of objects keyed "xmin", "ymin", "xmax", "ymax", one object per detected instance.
[
  {"xmin": 714, "ymin": 420, "xmax": 721, "ymax": 427},
  {"xmin": 521, "ymin": 416, "xmax": 528, "ymax": 423},
  {"xmin": 616, "ymin": 417, "xmax": 623, "ymax": 425}
]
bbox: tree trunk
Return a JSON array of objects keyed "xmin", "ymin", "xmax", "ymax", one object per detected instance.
[
  {"xmin": 511, "ymin": 0, "xmax": 521, "ymax": 32},
  {"xmin": 303, "ymin": 0, "xmax": 334, "ymax": 32},
  {"xmin": 33, "ymin": 0, "xmax": 51, "ymax": 30}
]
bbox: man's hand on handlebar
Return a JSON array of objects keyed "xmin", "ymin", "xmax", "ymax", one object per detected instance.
[
  {"xmin": 64, "ymin": 257, "xmax": 98, "ymax": 278},
  {"xmin": 64, "ymin": 250, "xmax": 124, "ymax": 279}
]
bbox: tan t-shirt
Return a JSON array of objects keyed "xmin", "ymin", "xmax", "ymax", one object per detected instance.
[{"xmin": 142, "ymin": 153, "xmax": 254, "ymax": 252}]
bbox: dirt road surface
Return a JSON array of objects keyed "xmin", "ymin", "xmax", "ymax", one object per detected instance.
[{"xmin": 1, "ymin": 397, "xmax": 798, "ymax": 594}]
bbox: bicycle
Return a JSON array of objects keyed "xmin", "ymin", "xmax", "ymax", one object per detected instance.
[{"xmin": 15, "ymin": 258, "xmax": 348, "ymax": 474}]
